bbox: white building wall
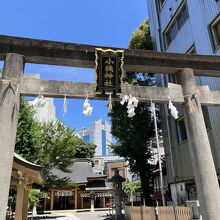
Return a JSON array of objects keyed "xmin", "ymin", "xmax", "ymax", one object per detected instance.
[
  {"xmin": 147, "ymin": 0, "xmax": 220, "ymax": 193},
  {"xmin": 26, "ymin": 74, "xmax": 56, "ymax": 123}
]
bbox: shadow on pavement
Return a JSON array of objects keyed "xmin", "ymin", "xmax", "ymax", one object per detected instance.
[
  {"xmin": 28, "ymin": 215, "xmax": 66, "ymax": 219},
  {"xmin": 98, "ymin": 214, "xmax": 125, "ymax": 220}
]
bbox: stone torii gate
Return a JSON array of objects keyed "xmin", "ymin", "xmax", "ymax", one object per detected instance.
[{"xmin": 1, "ymin": 36, "xmax": 220, "ymax": 220}]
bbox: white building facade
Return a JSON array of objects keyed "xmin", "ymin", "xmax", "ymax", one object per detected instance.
[
  {"xmin": 147, "ymin": 0, "xmax": 220, "ymax": 204},
  {"xmin": 79, "ymin": 119, "xmax": 112, "ymax": 157},
  {"xmin": 26, "ymin": 74, "xmax": 56, "ymax": 123}
]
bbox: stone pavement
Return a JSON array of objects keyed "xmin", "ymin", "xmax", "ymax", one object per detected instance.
[
  {"xmin": 28, "ymin": 213, "xmax": 79, "ymax": 220},
  {"xmin": 74, "ymin": 210, "xmax": 113, "ymax": 220},
  {"xmin": 28, "ymin": 210, "xmax": 115, "ymax": 220}
]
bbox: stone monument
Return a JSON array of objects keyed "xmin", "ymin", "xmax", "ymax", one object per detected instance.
[{"xmin": 108, "ymin": 169, "xmax": 126, "ymax": 220}]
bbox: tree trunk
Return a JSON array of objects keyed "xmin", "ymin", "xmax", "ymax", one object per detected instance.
[{"xmin": 139, "ymin": 170, "xmax": 152, "ymax": 206}]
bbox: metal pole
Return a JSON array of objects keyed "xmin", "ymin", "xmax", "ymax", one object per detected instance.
[
  {"xmin": 164, "ymin": 107, "xmax": 176, "ymax": 182},
  {"xmin": 152, "ymin": 102, "xmax": 165, "ymax": 206},
  {"xmin": 164, "ymin": 106, "xmax": 179, "ymax": 205}
]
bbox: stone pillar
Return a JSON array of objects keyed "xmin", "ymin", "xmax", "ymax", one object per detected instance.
[
  {"xmin": 180, "ymin": 68, "xmax": 220, "ymax": 220},
  {"xmin": 74, "ymin": 189, "xmax": 78, "ymax": 209},
  {"xmin": 50, "ymin": 190, "xmax": 54, "ymax": 210},
  {"xmin": 15, "ymin": 180, "xmax": 25, "ymax": 220},
  {"xmin": 0, "ymin": 53, "xmax": 24, "ymax": 219}
]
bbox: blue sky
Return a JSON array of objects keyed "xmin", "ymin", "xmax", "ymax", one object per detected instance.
[{"xmin": 0, "ymin": 0, "xmax": 148, "ymax": 131}]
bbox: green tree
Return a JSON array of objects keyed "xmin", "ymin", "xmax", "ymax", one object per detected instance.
[
  {"xmin": 129, "ymin": 20, "xmax": 152, "ymax": 51},
  {"xmin": 109, "ymin": 20, "xmax": 156, "ymax": 205},
  {"xmin": 15, "ymin": 99, "xmax": 96, "ymax": 187},
  {"xmin": 15, "ymin": 98, "xmax": 41, "ymax": 161},
  {"xmin": 123, "ymin": 180, "xmax": 141, "ymax": 206},
  {"xmin": 73, "ymin": 143, "xmax": 96, "ymax": 159},
  {"xmin": 35, "ymin": 121, "xmax": 81, "ymax": 172},
  {"xmin": 29, "ymin": 189, "xmax": 44, "ymax": 219}
]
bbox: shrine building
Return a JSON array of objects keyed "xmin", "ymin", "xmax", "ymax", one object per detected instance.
[{"xmin": 45, "ymin": 159, "xmax": 113, "ymax": 211}]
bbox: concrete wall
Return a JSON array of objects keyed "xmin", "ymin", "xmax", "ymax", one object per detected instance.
[{"xmin": 147, "ymin": 0, "xmax": 220, "ymax": 185}]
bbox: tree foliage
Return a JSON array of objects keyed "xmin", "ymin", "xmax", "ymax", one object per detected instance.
[
  {"xmin": 16, "ymin": 98, "xmax": 41, "ymax": 161},
  {"xmin": 128, "ymin": 20, "xmax": 152, "ymax": 51},
  {"xmin": 15, "ymin": 99, "xmax": 96, "ymax": 187},
  {"xmin": 123, "ymin": 180, "xmax": 142, "ymax": 196},
  {"xmin": 29, "ymin": 189, "xmax": 43, "ymax": 206},
  {"xmin": 109, "ymin": 20, "xmax": 156, "ymax": 205}
]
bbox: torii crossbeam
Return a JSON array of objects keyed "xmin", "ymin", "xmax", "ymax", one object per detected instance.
[{"xmin": 0, "ymin": 35, "xmax": 220, "ymax": 220}]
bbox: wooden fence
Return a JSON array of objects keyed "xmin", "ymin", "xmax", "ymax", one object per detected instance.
[{"xmin": 125, "ymin": 206, "xmax": 192, "ymax": 220}]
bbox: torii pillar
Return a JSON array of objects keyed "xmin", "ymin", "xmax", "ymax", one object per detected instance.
[
  {"xmin": 180, "ymin": 68, "xmax": 220, "ymax": 220},
  {"xmin": 0, "ymin": 53, "xmax": 24, "ymax": 219}
]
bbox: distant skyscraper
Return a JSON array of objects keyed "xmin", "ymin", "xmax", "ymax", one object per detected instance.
[
  {"xmin": 79, "ymin": 119, "xmax": 112, "ymax": 157},
  {"xmin": 27, "ymin": 74, "xmax": 57, "ymax": 123}
]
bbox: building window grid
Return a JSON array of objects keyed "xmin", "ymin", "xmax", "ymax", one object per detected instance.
[
  {"xmin": 210, "ymin": 13, "xmax": 220, "ymax": 50},
  {"xmin": 158, "ymin": 0, "xmax": 167, "ymax": 11},
  {"xmin": 176, "ymin": 117, "xmax": 188, "ymax": 144},
  {"xmin": 164, "ymin": 2, "xmax": 189, "ymax": 48},
  {"xmin": 176, "ymin": 109, "xmax": 210, "ymax": 144},
  {"xmin": 186, "ymin": 44, "xmax": 196, "ymax": 54}
]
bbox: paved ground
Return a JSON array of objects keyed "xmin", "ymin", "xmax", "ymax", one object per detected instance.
[
  {"xmin": 28, "ymin": 210, "xmax": 117, "ymax": 220},
  {"xmin": 74, "ymin": 210, "xmax": 113, "ymax": 220}
]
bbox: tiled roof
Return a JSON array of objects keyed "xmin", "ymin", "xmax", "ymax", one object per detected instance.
[
  {"xmin": 14, "ymin": 152, "xmax": 43, "ymax": 170},
  {"xmin": 52, "ymin": 159, "xmax": 107, "ymax": 184}
]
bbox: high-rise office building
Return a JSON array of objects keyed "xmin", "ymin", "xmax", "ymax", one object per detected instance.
[
  {"xmin": 147, "ymin": 0, "xmax": 220, "ymax": 204},
  {"xmin": 79, "ymin": 119, "xmax": 112, "ymax": 157},
  {"xmin": 27, "ymin": 74, "xmax": 57, "ymax": 123}
]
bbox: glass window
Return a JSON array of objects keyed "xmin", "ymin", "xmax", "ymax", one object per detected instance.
[
  {"xmin": 158, "ymin": 0, "xmax": 166, "ymax": 10},
  {"xmin": 165, "ymin": 23, "xmax": 178, "ymax": 46},
  {"xmin": 210, "ymin": 14, "xmax": 220, "ymax": 50},
  {"xmin": 164, "ymin": 2, "xmax": 189, "ymax": 48},
  {"xmin": 202, "ymin": 106, "xmax": 211, "ymax": 129},
  {"xmin": 176, "ymin": 117, "xmax": 187, "ymax": 143},
  {"xmin": 176, "ymin": 5, "xmax": 188, "ymax": 29},
  {"xmin": 186, "ymin": 45, "xmax": 196, "ymax": 54}
]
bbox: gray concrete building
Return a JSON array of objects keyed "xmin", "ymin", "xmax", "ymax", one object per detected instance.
[{"xmin": 147, "ymin": 0, "xmax": 220, "ymax": 204}]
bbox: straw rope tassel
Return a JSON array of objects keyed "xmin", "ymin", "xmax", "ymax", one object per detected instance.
[{"xmin": 13, "ymin": 84, "xmax": 20, "ymax": 103}]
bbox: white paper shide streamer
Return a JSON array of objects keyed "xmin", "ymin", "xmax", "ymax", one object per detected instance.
[
  {"xmin": 120, "ymin": 95, "xmax": 138, "ymax": 118},
  {"xmin": 150, "ymin": 102, "xmax": 155, "ymax": 120},
  {"xmin": 63, "ymin": 95, "xmax": 67, "ymax": 116},
  {"xmin": 120, "ymin": 95, "xmax": 129, "ymax": 105},
  {"xmin": 168, "ymin": 100, "xmax": 179, "ymax": 119},
  {"xmin": 32, "ymin": 87, "xmax": 46, "ymax": 107},
  {"xmin": 82, "ymin": 98, "xmax": 93, "ymax": 116}
]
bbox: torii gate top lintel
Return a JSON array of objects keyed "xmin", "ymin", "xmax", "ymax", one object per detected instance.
[
  {"xmin": 1, "ymin": 36, "xmax": 220, "ymax": 220},
  {"xmin": 0, "ymin": 35, "xmax": 220, "ymax": 105},
  {"xmin": 0, "ymin": 35, "xmax": 220, "ymax": 76}
]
